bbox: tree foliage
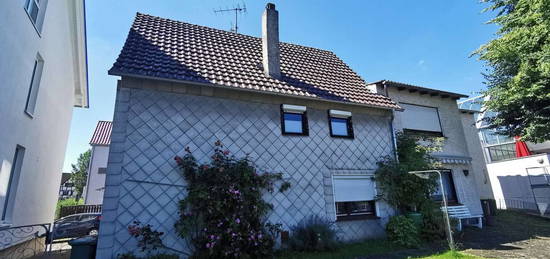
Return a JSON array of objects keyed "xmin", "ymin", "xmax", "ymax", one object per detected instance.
[
  {"xmin": 70, "ymin": 149, "xmax": 91, "ymax": 199},
  {"xmin": 374, "ymin": 132, "xmax": 442, "ymax": 212},
  {"xmin": 475, "ymin": 0, "xmax": 550, "ymax": 142}
]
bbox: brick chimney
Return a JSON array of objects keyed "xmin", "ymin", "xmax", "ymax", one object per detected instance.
[{"xmin": 262, "ymin": 3, "xmax": 281, "ymax": 78}]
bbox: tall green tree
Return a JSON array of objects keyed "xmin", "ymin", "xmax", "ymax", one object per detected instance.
[
  {"xmin": 475, "ymin": 0, "xmax": 550, "ymax": 142},
  {"xmin": 70, "ymin": 149, "xmax": 91, "ymax": 200}
]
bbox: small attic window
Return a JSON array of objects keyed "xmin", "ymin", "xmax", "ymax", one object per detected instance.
[
  {"xmin": 328, "ymin": 110, "xmax": 354, "ymax": 138},
  {"xmin": 281, "ymin": 104, "xmax": 308, "ymax": 136}
]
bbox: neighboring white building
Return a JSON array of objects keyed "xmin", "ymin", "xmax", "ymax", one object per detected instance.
[
  {"xmin": 458, "ymin": 96, "xmax": 550, "ymax": 215},
  {"xmin": 368, "ymin": 80, "xmax": 484, "ymax": 216},
  {"xmin": 0, "ymin": 0, "xmax": 88, "ymax": 232},
  {"xmin": 84, "ymin": 121, "xmax": 112, "ymax": 205}
]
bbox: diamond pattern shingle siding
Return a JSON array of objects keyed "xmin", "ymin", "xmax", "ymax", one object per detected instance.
[
  {"xmin": 97, "ymin": 87, "xmax": 395, "ymax": 257},
  {"xmin": 109, "ymin": 13, "xmax": 400, "ymax": 110}
]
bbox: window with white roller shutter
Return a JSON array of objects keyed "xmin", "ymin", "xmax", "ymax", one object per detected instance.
[
  {"xmin": 333, "ymin": 176, "xmax": 377, "ymax": 220},
  {"xmin": 400, "ymin": 103, "xmax": 443, "ymax": 135}
]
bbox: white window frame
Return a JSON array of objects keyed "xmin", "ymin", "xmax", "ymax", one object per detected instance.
[
  {"xmin": 24, "ymin": 0, "xmax": 48, "ymax": 34},
  {"xmin": 2, "ymin": 145, "xmax": 26, "ymax": 222},
  {"xmin": 331, "ymin": 174, "xmax": 379, "ymax": 221},
  {"xmin": 25, "ymin": 54, "xmax": 44, "ymax": 117}
]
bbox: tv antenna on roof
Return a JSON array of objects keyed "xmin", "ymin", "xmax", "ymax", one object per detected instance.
[{"xmin": 214, "ymin": 3, "xmax": 247, "ymax": 33}]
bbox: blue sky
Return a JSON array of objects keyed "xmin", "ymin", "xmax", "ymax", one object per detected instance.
[{"xmin": 62, "ymin": 0, "xmax": 497, "ymax": 171}]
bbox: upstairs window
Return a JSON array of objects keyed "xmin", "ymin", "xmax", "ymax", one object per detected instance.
[
  {"xmin": 25, "ymin": 54, "xmax": 44, "ymax": 117},
  {"xmin": 281, "ymin": 104, "xmax": 308, "ymax": 136},
  {"xmin": 328, "ymin": 110, "xmax": 354, "ymax": 138},
  {"xmin": 25, "ymin": 0, "xmax": 48, "ymax": 33},
  {"xmin": 400, "ymin": 103, "xmax": 443, "ymax": 137}
]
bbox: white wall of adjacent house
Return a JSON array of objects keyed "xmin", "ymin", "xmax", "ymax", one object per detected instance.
[
  {"xmin": 0, "ymin": 0, "xmax": 87, "ymax": 227},
  {"xmin": 487, "ymin": 153, "xmax": 550, "ymax": 211},
  {"xmin": 387, "ymin": 87, "xmax": 483, "ymax": 215},
  {"xmin": 84, "ymin": 145, "xmax": 109, "ymax": 205}
]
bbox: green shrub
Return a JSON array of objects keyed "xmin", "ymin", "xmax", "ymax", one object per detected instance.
[
  {"xmin": 386, "ymin": 215, "xmax": 420, "ymax": 248},
  {"xmin": 55, "ymin": 198, "xmax": 83, "ymax": 219},
  {"xmin": 419, "ymin": 202, "xmax": 459, "ymax": 241},
  {"xmin": 174, "ymin": 141, "xmax": 290, "ymax": 258},
  {"xmin": 288, "ymin": 215, "xmax": 339, "ymax": 252},
  {"xmin": 374, "ymin": 132, "xmax": 442, "ymax": 213}
]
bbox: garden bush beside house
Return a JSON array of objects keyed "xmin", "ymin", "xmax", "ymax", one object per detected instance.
[
  {"xmin": 173, "ymin": 141, "xmax": 290, "ymax": 258},
  {"xmin": 386, "ymin": 215, "xmax": 420, "ymax": 248},
  {"xmin": 287, "ymin": 215, "xmax": 339, "ymax": 252},
  {"xmin": 375, "ymin": 132, "xmax": 453, "ymax": 245}
]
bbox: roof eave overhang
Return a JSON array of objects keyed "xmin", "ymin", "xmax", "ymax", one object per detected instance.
[
  {"xmin": 69, "ymin": 0, "xmax": 89, "ymax": 108},
  {"xmin": 373, "ymin": 80, "xmax": 468, "ymax": 100},
  {"xmin": 109, "ymin": 71, "xmax": 401, "ymax": 111},
  {"xmin": 89, "ymin": 143, "xmax": 110, "ymax": 147}
]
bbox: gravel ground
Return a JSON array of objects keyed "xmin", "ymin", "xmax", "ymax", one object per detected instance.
[{"xmin": 459, "ymin": 210, "xmax": 550, "ymax": 259}]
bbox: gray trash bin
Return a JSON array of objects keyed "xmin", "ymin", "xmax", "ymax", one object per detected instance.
[{"xmin": 69, "ymin": 236, "xmax": 97, "ymax": 259}]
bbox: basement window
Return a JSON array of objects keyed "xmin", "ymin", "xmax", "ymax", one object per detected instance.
[
  {"xmin": 328, "ymin": 110, "xmax": 354, "ymax": 138},
  {"xmin": 281, "ymin": 104, "xmax": 308, "ymax": 136}
]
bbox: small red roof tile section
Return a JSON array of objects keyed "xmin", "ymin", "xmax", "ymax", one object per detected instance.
[
  {"xmin": 109, "ymin": 13, "xmax": 400, "ymax": 110},
  {"xmin": 90, "ymin": 121, "xmax": 112, "ymax": 146}
]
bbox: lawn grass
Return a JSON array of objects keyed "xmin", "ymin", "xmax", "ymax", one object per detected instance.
[
  {"xmin": 277, "ymin": 238, "xmax": 402, "ymax": 259},
  {"xmin": 414, "ymin": 250, "xmax": 485, "ymax": 259},
  {"xmin": 278, "ymin": 240, "xmax": 487, "ymax": 259}
]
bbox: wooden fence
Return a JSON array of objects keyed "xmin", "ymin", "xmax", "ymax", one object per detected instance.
[{"xmin": 59, "ymin": 204, "xmax": 102, "ymax": 218}]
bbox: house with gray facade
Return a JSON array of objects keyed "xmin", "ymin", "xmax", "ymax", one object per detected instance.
[
  {"xmin": 97, "ymin": 4, "xmax": 484, "ymax": 258},
  {"xmin": 367, "ymin": 81, "xmax": 484, "ymax": 216}
]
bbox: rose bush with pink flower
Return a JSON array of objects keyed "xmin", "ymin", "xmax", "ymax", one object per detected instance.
[{"xmin": 174, "ymin": 141, "xmax": 290, "ymax": 258}]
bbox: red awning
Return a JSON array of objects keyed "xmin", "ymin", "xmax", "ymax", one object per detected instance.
[{"xmin": 515, "ymin": 136, "xmax": 531, "ymax": 158}]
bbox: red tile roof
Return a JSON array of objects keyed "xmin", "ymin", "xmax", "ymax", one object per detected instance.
[
  {"xmin": 90, "ymin": 121, "xmax": 112, "ymax": 146},
  {"xmin": 109, "ymin": 13, "xmax": 400, "ymax": 110}
]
